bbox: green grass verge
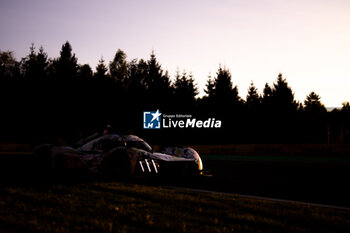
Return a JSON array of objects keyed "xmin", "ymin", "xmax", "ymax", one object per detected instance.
[
  {"xmin": 0, "ymin": 182, "xmax": 349, "ymax": 233},
  {"xmin": 201, "ymin": 154, "xmax": 350, "ymax": 163}
]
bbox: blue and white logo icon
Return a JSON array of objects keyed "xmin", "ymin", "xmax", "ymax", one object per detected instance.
[{"xmin": 143, "ymin": 110, "xmax": 162, "ymax": 129}]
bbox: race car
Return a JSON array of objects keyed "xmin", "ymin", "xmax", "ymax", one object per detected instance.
[{"xmin": 35, "ymin": 134, "xmax": 203, "ymax": 177}]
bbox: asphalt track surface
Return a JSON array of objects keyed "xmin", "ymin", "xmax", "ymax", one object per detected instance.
[
  {"xmin": 165, "ymin": 158, "xmax": 350, "ymax": 208},
  {"xmin": 163, "ymin": 186, "xmax": 350, "ymax": 212},
  {"xmin": 1, "ymin": 153, "xmax": 350, "ymax": 209}
]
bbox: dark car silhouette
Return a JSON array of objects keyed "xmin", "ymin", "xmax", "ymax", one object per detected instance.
[{"xmin": 35, "ymin": 134, "xmax": 203, "ymax": 177}]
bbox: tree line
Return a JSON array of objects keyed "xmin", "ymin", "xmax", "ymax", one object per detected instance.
[{"xmin": 0, "ymin": 41, "xmax": 349, "ymax": 145}]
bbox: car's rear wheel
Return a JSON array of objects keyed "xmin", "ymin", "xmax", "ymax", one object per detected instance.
[
  {"xmin": 102, "ymin": 150, "xmax": 131, "ymax": 178},
  {"xmin": 54, "ymin": 154, "xmax": 67, "ymax": 170},
  {"xmin": 34, "ymin": 145, "xmax": 53, "ymax": 170}
]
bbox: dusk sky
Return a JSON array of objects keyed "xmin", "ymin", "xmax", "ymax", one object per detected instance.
[{"xmin": 1, "ymin": 0, "xmax": 349, "ymax": 107}]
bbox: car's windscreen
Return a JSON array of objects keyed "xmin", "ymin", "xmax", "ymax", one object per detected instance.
[
  {"xmin": 125, "ymin": 140, "xmax": 152, "ymax": 152},
  {"xmin": 95, "ymin": 138, "xmax": 125, "ymax": 152},
  {"xmin": 79, "ymin": 134, "xmax": 152, "ymax": 153},
  {"xmin": 79, "ymin": 135, "xmax": 124, "ymax": 152}
]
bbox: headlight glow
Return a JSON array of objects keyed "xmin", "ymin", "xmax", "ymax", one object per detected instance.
[{"xmin": 195, "ymin": 157, "xmax": 203, "ymax": 171}]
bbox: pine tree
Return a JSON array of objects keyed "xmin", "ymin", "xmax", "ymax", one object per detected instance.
[
  {"xmin": 304, "ymin": 91, "xmax": 326, "ymax": 114},
  {"xmin": 20, "ymin": 43, "xmax": 36, "ymax": 79},
  {"xmin": 262, "ymin": 83, "xmax": 272, "ymax": 103},
  {"xmin": 271, "ymin": 73, "xmax": 297, "ymax": 112},
  {"xmin": 21, "ymin": 44, "xmax": 49, "ymax": 81},
  {"xmin": 173, "ymin": 70, "xmax": 198, "ymax": 107},
  {"xmin": 145, "ymin": 52, "xmax": 173, "ymax": 109},
  {"xmin": 246, "ymin": 81, "xmax": 261, "ymax": 109},
  {"xmin": 54, "ymin": 41, "xmax": 78, "ymax": 80},
  {"xmin": 94, "ymin": 57, "xmax": 108, "ymax": 79},
  {"xmin": 109, "ymin": 49, "xmax": 128, "ymax": 85},
  {"xmin": 204, "ymin": 66, "xmax": 241, "ymax": 105},
  {"xmin": 146, "ymin": 51, "xmax": 167, "ymax": 90},
  {"xmin": 204, "ymin": 73, "xmax": 215, "ymax": 97}
]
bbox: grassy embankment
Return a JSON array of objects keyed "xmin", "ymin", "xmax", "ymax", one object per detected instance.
[{"xmin": 0, "ymin": 182, "xmax": 349, "ymax": 233}]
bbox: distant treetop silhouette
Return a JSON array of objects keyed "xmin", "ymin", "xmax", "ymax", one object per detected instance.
[{"xmin": 0, "ymin": 41, "xmax": 348, "ymax": 144}]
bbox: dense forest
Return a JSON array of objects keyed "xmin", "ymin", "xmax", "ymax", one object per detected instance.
[{"xmin": 0, "ymin": 42, "xmax": 349, "ymax": 145}]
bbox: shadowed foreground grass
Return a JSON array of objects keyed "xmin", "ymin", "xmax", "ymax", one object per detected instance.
[{"xmin": 0, "ymin": 182, "xmax": 349, "ymax": 233}]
